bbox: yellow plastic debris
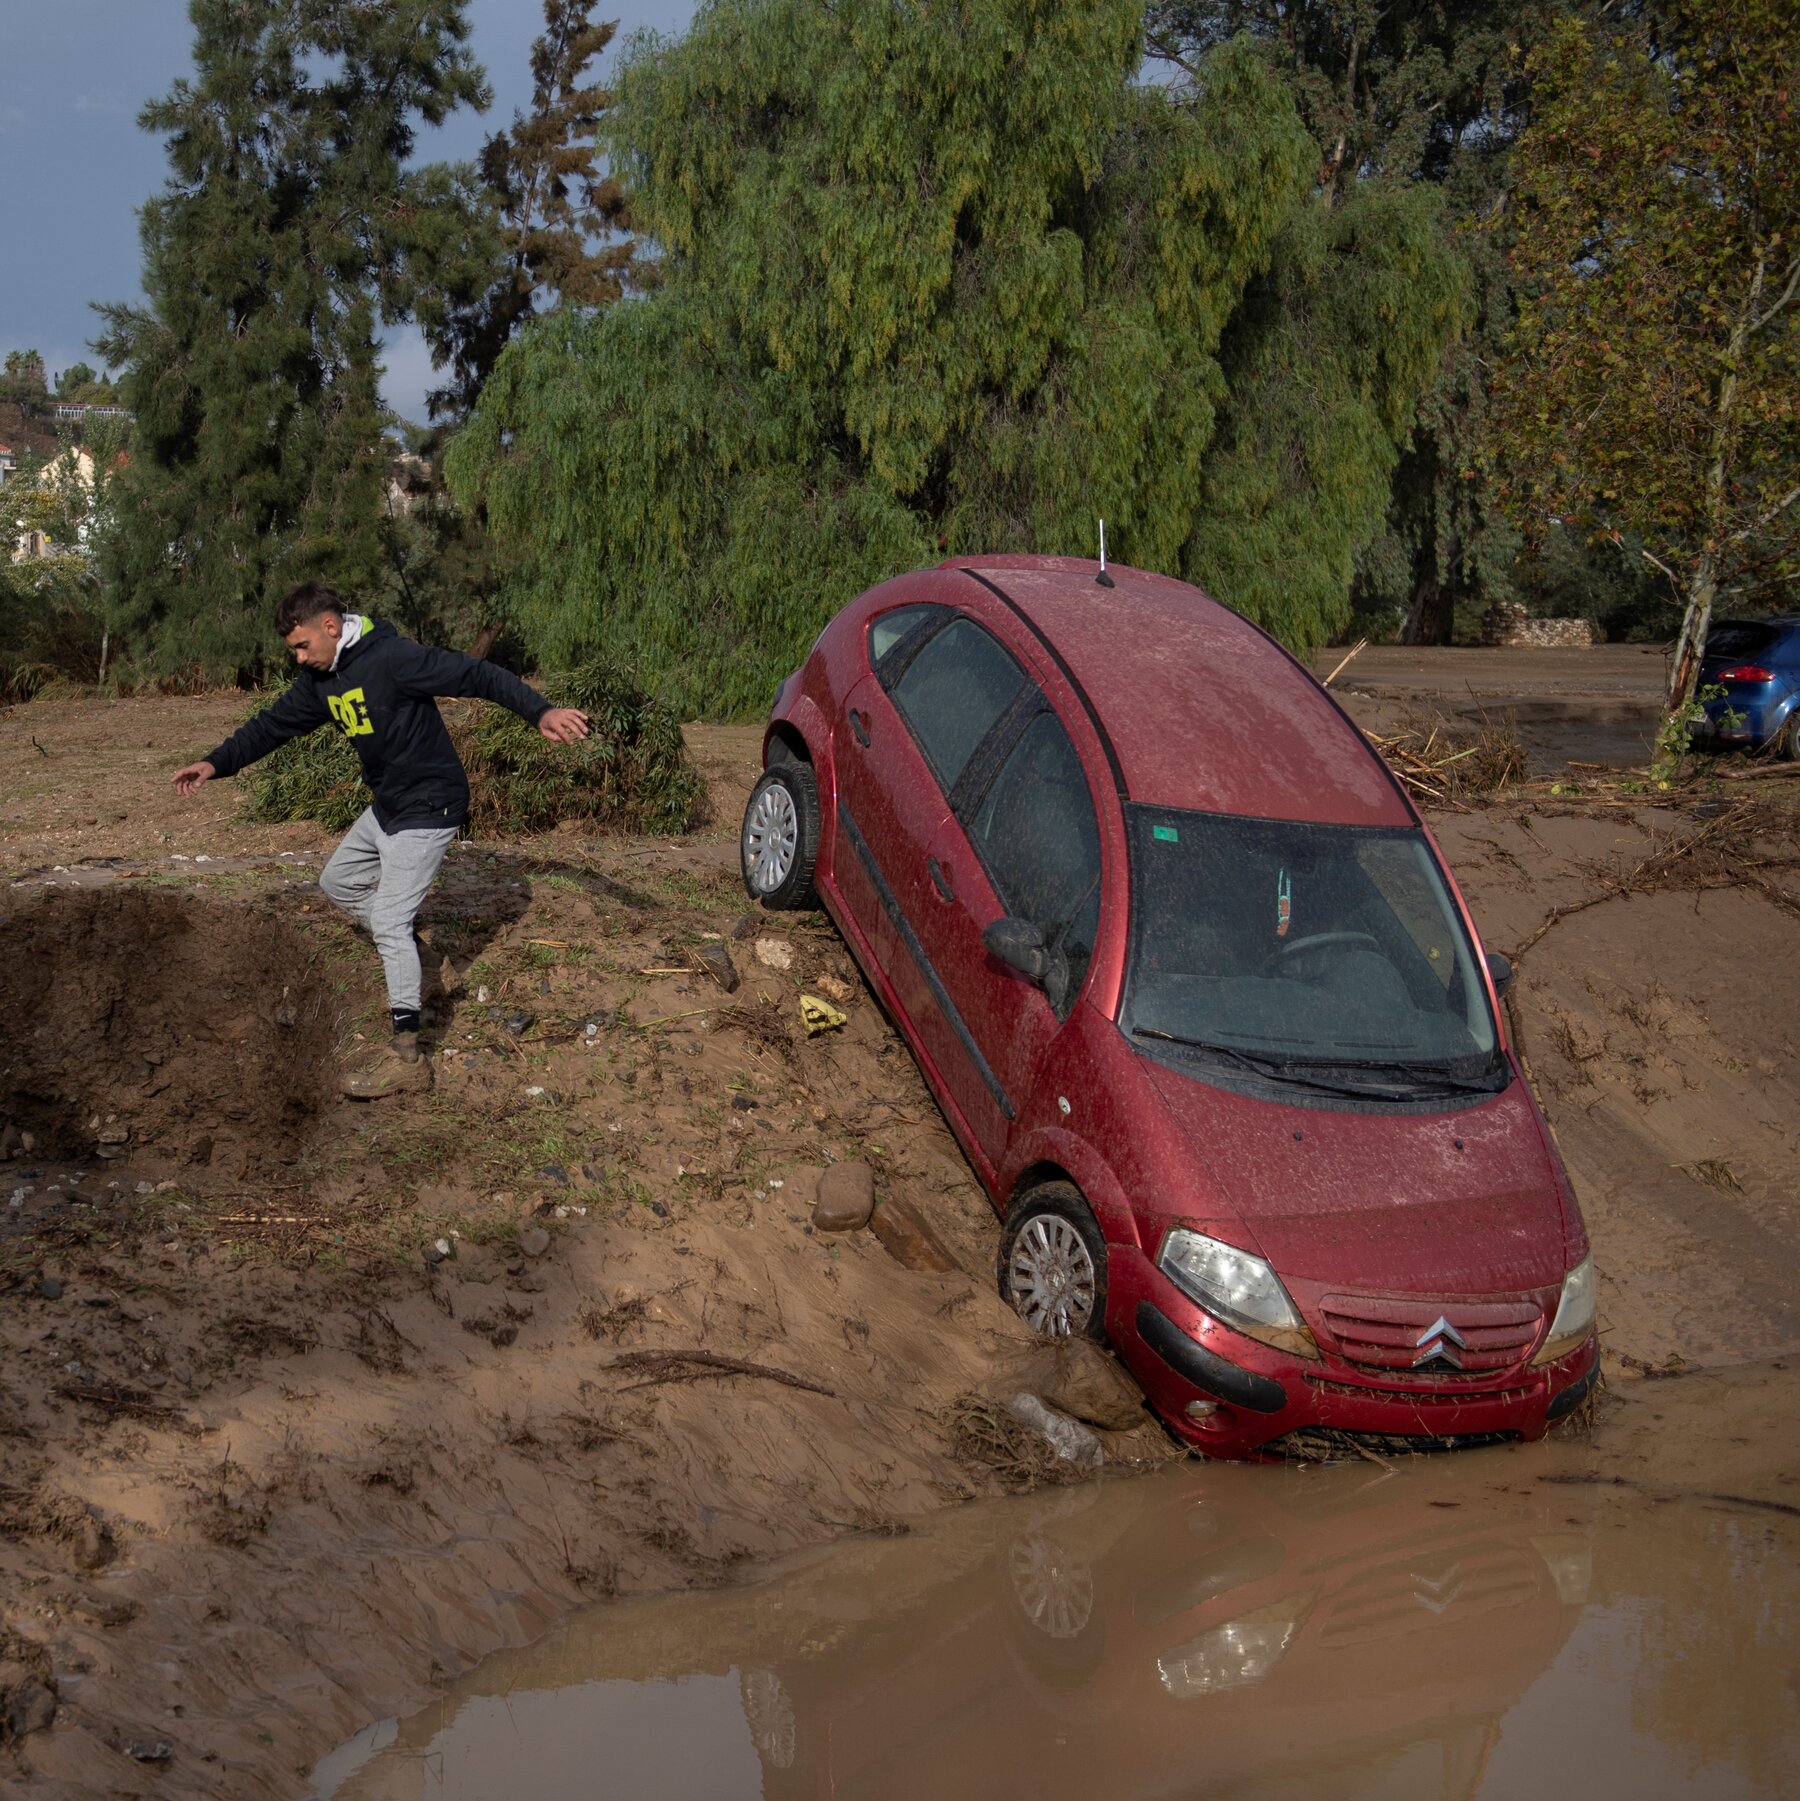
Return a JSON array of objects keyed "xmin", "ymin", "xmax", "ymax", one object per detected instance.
[{"xmin": 799, "ymin": 993, "xmax": 847, "ymax": 1036}]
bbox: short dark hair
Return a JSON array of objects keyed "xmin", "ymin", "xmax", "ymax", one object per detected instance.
[{"xmin": 276, "ymin": 580, "xmax": 345, "ymax": 636}]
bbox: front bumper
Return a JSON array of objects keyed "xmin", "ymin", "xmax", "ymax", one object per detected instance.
[{"xmin": 1110, "ymin": 1247, "xmax": 1598, "ymax": 1460}]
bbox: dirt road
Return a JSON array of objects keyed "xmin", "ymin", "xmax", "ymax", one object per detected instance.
[{"xmin": 1, "ymin": 689, "xmax": 1796, "ymax": 1797}]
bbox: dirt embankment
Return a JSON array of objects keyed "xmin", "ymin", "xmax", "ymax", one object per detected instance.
[{"xmin": 1, "ymin": 692, "xmax": 1797, "ymax": 1798}]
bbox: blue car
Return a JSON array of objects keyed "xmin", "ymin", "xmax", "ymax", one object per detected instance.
[{"xmin": 1692, "ymin": 617, "xmax": 1800, "ymax": 757}]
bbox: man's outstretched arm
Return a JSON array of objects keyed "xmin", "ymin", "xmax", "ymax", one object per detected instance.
[
  {"xmin": 395, "ymin": 643, "xmax": 590, "ymax": 743},
  {"xmin": 172, "ymin": 681, "xmax": 331, "ymax": 793}
]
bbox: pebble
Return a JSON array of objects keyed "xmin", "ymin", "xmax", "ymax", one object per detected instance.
[
  {"xmin": 39, "ymin": 1276, "xmax": 63, "ymax": 1301},
  {"xmin": 754, "ymin": 937, "xmax": 793, "ymax": 971},
  {"xmin": 503, "ymin": 1012, "xmax": 536, "ymax": 1038},
  {"xmin": 812, "ymin": 1161, "xmax": 876, "ymax": 1233},
  {"xmin": 650, "ymin": 1200, "xmax": 670, "ymax": 1219},
  {"xmin": 125, "ymin": 1739, "xmax": 173, "ymax": 1764},
  {"xmin": 538, "ymin": 1165, "xmax": 569, "ymax": 1185},
  {"xmin": 730, "ymin": 1095, "xmax": 759, "ymax": 1111},
  {"xmin": 519, "ymin": 1227, "xmax": 551, "ymax": 1258}
]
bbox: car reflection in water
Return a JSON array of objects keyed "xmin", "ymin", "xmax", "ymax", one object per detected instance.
[{"xmin": 319, "ymin": 1464, "xmax": 1593, "ymax": 1801}]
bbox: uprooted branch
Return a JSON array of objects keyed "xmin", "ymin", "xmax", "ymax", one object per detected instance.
[{"xmin": 604, "ymin": 1349, "xmax": 836, "ymax": 1398}]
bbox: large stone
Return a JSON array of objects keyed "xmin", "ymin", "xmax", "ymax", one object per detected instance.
[
  {"xmin": 1046, "ymin": 1340, "xmax": 1146, "ymax": 1431},
  {"xmin": 811, "ymin": 1161, "xmax": 875, "ymax": 1233},
  {"xmin": 868, "ymin": 1195, "xmax": 958, "ymax": 1272}
]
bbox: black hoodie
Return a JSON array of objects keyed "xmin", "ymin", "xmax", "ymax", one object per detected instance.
[{"xmin": 203, "ymin": 619, "xmax": 550, "ymax": 831}]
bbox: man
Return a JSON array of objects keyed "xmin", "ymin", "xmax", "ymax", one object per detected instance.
[{"xmin": 173, "ymin": 581, "xmax": 590, "ymax": 1098}]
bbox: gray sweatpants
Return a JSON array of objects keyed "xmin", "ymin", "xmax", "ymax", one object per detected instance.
[{"xmin": 318, "ymin": 807, "xmax": 457, "ymax": 1014}]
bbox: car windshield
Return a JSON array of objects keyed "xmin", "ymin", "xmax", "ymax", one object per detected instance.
[{"xmin": 1122, "ymin": 807, "xmax": 1502, "ymax": 1097}]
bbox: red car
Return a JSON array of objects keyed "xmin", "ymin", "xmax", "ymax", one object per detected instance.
[{"xmin": 740, "ymin": 556, "xmax": 1598, "ymax": 1457}]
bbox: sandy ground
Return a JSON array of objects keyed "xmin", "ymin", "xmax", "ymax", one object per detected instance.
[{"xmin": 1, "ymin": 685, "xmax": 1796, "ymax": 1797}]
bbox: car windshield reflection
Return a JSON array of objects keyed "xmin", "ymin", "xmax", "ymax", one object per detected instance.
[{"xmin": 1122, "ymin": 807, "xmax": 1503, "ymax": 1097}]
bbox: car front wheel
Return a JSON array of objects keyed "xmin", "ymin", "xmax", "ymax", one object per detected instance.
[
  {"xmin": 998, "ymin": 1183, "xmax": 1108, "ymax": 1341},
  {"xmin": 740, "ymin": 762, "xmax": 820, "ymax": 909}
]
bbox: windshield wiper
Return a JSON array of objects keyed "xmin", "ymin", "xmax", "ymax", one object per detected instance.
[
  {"xmin": 1307, "ymin": 1055, "xmax": 1507, "ymax": 1095},
  {"xmin": 1131, "ymin": 1029, "xmax": 1421, "ymax": 1102}
]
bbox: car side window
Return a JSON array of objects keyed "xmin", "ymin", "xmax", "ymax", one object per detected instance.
[
  {"xmin": 887, "ymin": 615, "xmax": 1026, "ymax": 793},
  {"xmin": 966, "ymin": 708, "xmax": 1102, "ymax": 1012},
  {"xmin": 868, "ymin": 604, "xmax": 947, "ymax": 675}
]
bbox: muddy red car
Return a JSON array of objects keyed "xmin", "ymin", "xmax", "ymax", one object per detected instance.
[{"xmin": 740, "ymin": 556, "xmax": 1598, "ymax": 1457}]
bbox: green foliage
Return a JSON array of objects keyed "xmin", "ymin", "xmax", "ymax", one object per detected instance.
[
  {"xmin": 425, "ymin": 0, "xmax": 635, "ymax": 418},
  {"xmin": 94, "ymin": 0, "xmax": 497, "ymax": 685},
  {"xmin": 466, "ymin": 660, "xmax": 704, "ymax": 835},
  {"xmin": 1493, "ymin": 2, "xmax": 1800, "ymax": 704},
  {"xmin": 450, "ymin": 0, "xmax": 1466, "ymax": 716},
  {"xmin": 1, "ymin": 350, "xmax": 47, "ymax": 404},
  {"xmin": 243, "ymin": 657, "xmax": 702, "ymax": 835}
]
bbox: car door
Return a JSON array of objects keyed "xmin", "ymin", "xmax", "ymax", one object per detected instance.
[
  {"xmin": 832, "ymin": 607, "xmax": 1030, "ymax": 1104},
  {"xmin": 912, "ymin": 700, "xmax": 1105, "ymax": 1170}
]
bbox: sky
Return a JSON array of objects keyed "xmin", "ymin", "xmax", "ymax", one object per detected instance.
[{"xmin": 0, "ymin": 0, "xmax": 697, "ymax": 422}]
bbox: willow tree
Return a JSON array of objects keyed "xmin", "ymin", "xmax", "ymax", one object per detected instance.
[
  {"xmin": 1493, "ymin": 2, "xmax": 1800, "ymax": 713},
  {"xmin": 449, "ymin": 0, "xmax": 1466, "ymax": 717},
  {"xmin": 96, "ymin": 0, "xmax": 494, "ymax": 683}
]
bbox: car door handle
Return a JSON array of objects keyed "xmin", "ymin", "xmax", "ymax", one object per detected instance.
[
  {"xmin": 928, "ymin": 856, "xmax": 954, "ymax": 901},
  {"xmin": 848, "ymin": 708, "xmax": 870, "ymax": 747}
]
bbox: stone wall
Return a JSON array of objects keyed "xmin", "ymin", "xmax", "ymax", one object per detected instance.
[{"xmin": 1479, "ymin": 603, "xmax": 1600, "ymax": 648}]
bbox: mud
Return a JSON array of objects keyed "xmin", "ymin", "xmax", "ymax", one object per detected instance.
[
  {"xmin": 319, "ymin": 1365, "xmax": 1800, "ymax": 1801},
  {"xmin": 1, "ymin": 887, "xmax": 342, "ymax": 1175},
  {"xmin": 0, "ymin": 690, "xmax": 1797, "ymax": 1800}
]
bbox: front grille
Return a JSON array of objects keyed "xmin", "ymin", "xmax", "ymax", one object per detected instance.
[
  {"xmin": 1317, "ymin": 1292, "xmax": 1543, "ymax": 1378},
  {"xmin": 1272, "ymin": 1427, "xmax": 1520, "ymax": 1462},
  {"xmin": 1304, "ymin": 1373, "xmax": 1536, "ymax": 1406}
]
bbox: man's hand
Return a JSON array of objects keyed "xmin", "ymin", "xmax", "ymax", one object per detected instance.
[
  {"xmin": 172, "ymin": 760, "xmax": 217, "ymax": 795},
  {"xmin": 538, "ymin": 707, "xmax": 591, "ymax": 745}
]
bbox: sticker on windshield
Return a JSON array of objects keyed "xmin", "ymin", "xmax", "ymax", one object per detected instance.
[
  {"xmin": 1276, "ymin": 867, "xmax": 1292, "ymax": 938},
  {"xmin": 1152, "ymin": 824, "xmax": 1179, "ymax": 843}
]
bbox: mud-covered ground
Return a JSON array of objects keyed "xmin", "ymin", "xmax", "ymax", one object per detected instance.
[{"xmin": 2, "ymin": 689, "xmax": 1797, "ymax": 1798}]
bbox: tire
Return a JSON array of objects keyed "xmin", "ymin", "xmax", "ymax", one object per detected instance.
[
  {"xmin": 997, "ymin": 1182, "xmax": 1108, "ymax": 1342},
  {"xmin": 740, "ymin": 762, "xmax": 819, "ymax": 910},
  {"xmin": 1781, "ymin": 711, "xmax": 1800, "ymax": 762}
]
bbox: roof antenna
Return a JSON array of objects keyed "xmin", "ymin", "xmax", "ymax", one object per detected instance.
[{"xmin": 1095, "ymin": 517, "xmax": 1115, "ymax": 589}]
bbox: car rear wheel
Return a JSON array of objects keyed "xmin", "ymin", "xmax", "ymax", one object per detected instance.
[
  {"xmin": 741, "ymin": 762, "xmax": 819, "ymax": 910},
  {"xmin": 1781, "ymin": 712, "xmax": 1800, "ymax": 762},
  {"xmin": 998, "ymin": 1183, "xmax": 1108, "ymax": 1342}
]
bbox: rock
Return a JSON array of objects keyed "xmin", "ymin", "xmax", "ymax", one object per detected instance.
[
  {"xmin": 39, "ymin": 1276, "xmax": 62, "ymax": 1301},
  {"xmin": 0, "ymin": 1121, "xmax": 19, "ymax": 1159},
  {"xmin": 69, "ymin": 1592, "xmax": 139, "ymax": 1628},
  {"xmin": 125, "ymin": 1739, "xmax": 174, "ymax": 1763},
  {"xmin": 1, "ymin": 1672, "xmax": 56, "ymax": 1741},
  {"xmin": 19, "ymin": 1131, "xmax": 34, "ymax": 1156},
  {"xmin": 538, "ymin": 1164, "xmax": 569, "ymax": 1185},
  {"xmin": 868, "ymin": 1195, "xmax": 957, "ymax": 1271},
  {"xmin": 753, "ymin": 937, "xmax": 793, "ymax": 971},
  {"xmin": 649, "ymin": 1200, "xmax": 669, "ymax": 1219},
  {"xmin": 1046, "ymin": 1341, "xmax": 1146, "ymax": 1431},
  {"xmin": 692, "ymin": 941, "xmax": 740, "ymax": 993},
  {"xmin": 728, "ymin": 914, "xmax": 757, "ymax": 941},
  {"xmin": 503, "ymin": 1012, "xmax": 536, "ymax": 1038},
  {"xmin": 730, "ymin": 1094, "xmax": 759, "ymax": 1112},
  {"xmin": 812, "ymin": 1161, "xmax": 876, "ymax": 1233},
  {"xmin": 421, "ymin": 1241, "xmax": 448, "ymax": 1267},
  {"xmin": 73, "ymin": 1511, "xmax": 116, "ymax": 1572},
  {"xmin": 1006, "ymin": 1392, "xmax": 1105, "ymax": 1468},
  {"xmin": 519, "ymin": 1227, "xmax": 551, "ymax": 1259}
]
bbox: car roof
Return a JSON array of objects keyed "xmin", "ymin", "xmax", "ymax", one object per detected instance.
[{"xmin": 941, "ymin": 555, "xmax": 1412, "ymax": 828}]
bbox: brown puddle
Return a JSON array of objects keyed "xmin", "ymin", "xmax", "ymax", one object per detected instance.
[{"xmin": 311, "ymin": 1429, "xmax": 1800, "ymax": 1801}]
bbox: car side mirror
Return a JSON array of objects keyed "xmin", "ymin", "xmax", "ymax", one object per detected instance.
[
  {"xmin": 1486, "ymin": 951, "xmax": 1514, "ymax": 1000},
  {"xmin": 984, "ymin": 916, "xmax": 1050, "ymax": 983}
]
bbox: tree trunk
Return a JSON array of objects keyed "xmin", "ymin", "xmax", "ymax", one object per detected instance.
[
  {"xmin": 466, "ymin": 622, "xmax": 502, "ymax": 661},
  {"xmin": 1666, "ymin": 248, "xmax": 1767, "ymax": 714}
]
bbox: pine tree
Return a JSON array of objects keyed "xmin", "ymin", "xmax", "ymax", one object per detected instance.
[
  {"xmin": 425, "ymin": 0, "xmax": 634, "ymax": 419},
  {"xmin": 94, "ymin": 0, "xmax": 493, "ymax": 683},
  {"xmin": 448, "ymin": 0, "xmax": 1465, "ymax": 718}
]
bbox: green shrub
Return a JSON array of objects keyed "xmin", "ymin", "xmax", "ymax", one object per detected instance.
[{"xmin": 241, "ymin": 657, "xmax": 704, "ymax": 836}]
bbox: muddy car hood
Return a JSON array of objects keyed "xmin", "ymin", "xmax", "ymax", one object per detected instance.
[{"xmin": 1142, "ymin": 1063, "xmax": 1568, "ymax": 1295}]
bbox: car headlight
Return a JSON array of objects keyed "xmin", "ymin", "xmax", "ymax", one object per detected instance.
[
  {"xmin": 1156, "ymin": 1596, "xmax": 1312, "ymax": 1698},
  {"xmin": 1158, "ymin": 1229, "xmax": 1315, "ymax": 1356},
  {"xmin": 1533, "ymin": 1253, "xmax": 1596, "ymax": 1365}
]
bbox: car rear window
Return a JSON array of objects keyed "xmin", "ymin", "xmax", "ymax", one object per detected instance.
[
  {"xmin": 1705, "ymin": 622, "xmax": 1779, "ymax": 662},
  {"xmin": 888, "ymin": 617, "xmax": 1025, "ymax": 793}
]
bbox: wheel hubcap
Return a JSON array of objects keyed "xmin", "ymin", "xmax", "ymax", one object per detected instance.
[
  {"xmin": 743, "ymin": 783, "xmax": 798, "ymax": 893},
  {"xmin": 1007, "ymin": 1214, "xmax": 1096, "ymax": 1337}
]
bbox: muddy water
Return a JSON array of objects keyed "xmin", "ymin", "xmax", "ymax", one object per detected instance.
[{"xmin": 311, "ymin": 1434, "xmax": 1799, "ymax": 1801}]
